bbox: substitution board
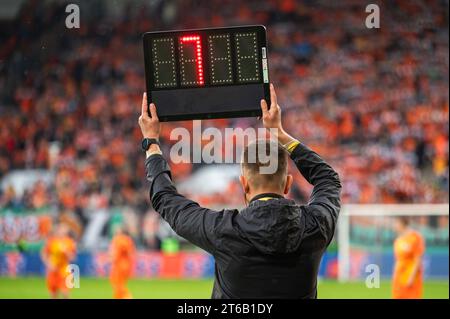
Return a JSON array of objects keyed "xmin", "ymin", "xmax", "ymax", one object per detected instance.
[{"xmin": 143, "ymin": 25, "xmax": 270, "ymax": 121}]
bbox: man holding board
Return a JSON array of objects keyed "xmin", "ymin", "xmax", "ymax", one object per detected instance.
[{"xmin": 138, "ymin": 83, "xmax": 342, "ymax": 298}]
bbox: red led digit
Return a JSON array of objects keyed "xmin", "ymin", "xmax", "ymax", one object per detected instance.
[{"xmin": 180, "ymin": 35, "xmax": 204, "ymax": 85}]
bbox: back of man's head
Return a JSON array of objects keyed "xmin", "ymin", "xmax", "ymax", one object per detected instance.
[{"xmin": 240, "ymin": 139, "xmax": 289, "ymax": 192}]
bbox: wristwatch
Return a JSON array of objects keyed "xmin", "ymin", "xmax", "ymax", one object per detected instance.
[{"xmin": 141, "ymin": 138, "xmax": 160, "ymax": 151}]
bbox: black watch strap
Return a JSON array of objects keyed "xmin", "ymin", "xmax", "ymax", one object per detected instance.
[{"xmin": 141, "ymin": 138, "xmax": 160, "ymax": 151}]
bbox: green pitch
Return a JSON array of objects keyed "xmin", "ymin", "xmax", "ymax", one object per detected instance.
[{"xmin": 0, "ymin": 277, "xmax": 447, "ymax": 299}]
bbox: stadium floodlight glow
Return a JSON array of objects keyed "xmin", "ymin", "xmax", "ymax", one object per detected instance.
[{"xmin": 143, "ymin": 25, "xmax": 270, "ymax": 121}]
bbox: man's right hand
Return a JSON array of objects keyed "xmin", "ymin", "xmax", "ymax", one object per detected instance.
[
  {"xmin": 138, "ymin": 92, "xmax": 160, "ymax": 140},
  {"xmin": 260, "ymin": 83, "xmax": 296, "ymax": 146}
]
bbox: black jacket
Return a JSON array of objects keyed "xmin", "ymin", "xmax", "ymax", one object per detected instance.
[{"xmin": 146, "ymin": 142, "xmax": 341, "ymax": 298}]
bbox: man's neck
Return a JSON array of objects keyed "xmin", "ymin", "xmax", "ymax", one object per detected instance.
[{"xmin": 248, "ymin": 191, "xmax": 284, "ymax": 203}]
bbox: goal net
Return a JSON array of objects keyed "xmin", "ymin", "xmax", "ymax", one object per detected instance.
[{"xmin": 337, "ymin": 204, "xmax": 449, "ymax": 282}]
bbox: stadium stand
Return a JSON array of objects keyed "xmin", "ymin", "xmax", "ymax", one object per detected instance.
[{"xmin": 0, "ymin": 0, "xmax": 448, "ymax": 251}]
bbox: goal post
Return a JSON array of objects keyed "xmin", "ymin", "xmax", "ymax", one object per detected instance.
[{"xmin": 337, "ymin": 204, "xmax": 449, "ymax": 282}]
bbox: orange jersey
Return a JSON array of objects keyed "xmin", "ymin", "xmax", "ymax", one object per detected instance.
[
  {"xmin": 44, "ymin": 236, "xmax": 77, "ymax": 271},
  {"xmin": 43, "ymin": 236, "xmax": 76, "ymax": 293},
  {"xmin": 110, "ymin": 234, "xmax": 135, "ymax": 277},
  {"xmin": 392, "ymin": 230, "xmax": 425, "ymax": 299},
  {"xmin": 109, "ymin": 233, "xmax": 135, "ymax": 299}
]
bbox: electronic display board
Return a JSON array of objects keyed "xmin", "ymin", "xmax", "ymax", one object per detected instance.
[{"xmin": 143, "ymin": 25, "xmax": 270, "ymax": 121}]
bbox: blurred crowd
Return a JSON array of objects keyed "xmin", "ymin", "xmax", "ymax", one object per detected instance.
[{"xmin": 0, "ymin": 0, "xmax": 448, "ymax": 232}]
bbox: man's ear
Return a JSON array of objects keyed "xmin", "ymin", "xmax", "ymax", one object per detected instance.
[
  {"xmin": 283, "ymin": 174, "xmax": 293, "ymax": 195},
  {"xmin": 239, "ymin": 175, "xmax": 250, "ymax": 194}
]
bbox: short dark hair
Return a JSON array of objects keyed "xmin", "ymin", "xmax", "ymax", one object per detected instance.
[{"xmin": 241, "ymin": 139, "xmax": 288, "ymax": 190}]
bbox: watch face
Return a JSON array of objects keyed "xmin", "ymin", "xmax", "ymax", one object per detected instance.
[
  {"xmin": 142, "ymin": 138, "xmax": 150, "ymax": 151},
  {"xmin": 142, "ymin": 138, "xmax": 159, "ymax": 151}
]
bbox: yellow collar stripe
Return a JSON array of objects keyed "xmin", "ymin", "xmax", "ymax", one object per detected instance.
[{"xmin": 257, "ymin": 197, "xmax": 275, "ymax": 201}]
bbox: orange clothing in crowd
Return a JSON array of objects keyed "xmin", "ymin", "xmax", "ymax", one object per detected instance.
[
  {"xmin": 43, "ymin": 236, "xmax": 77, "ymax": 294},
  {"xmin": 110, "ymin": 233, "xmax": 135, "ymax": 299},
  {"xmin": 392, "ymin": 230, "xmax": 425, "ymax": 299}
]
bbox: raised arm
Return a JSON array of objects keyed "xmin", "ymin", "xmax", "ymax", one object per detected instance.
[
  {"xmin": 138, "ymin": 93, "xmax": 224, "ymax": 254},
  {"xmin": 260, "ymin": 84, "xmax": 342, "ymax": 244},
  {"xmin": 288, "ymin": 142, "xmax": 341, "ymax": 244}
]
